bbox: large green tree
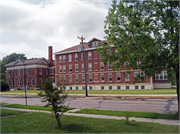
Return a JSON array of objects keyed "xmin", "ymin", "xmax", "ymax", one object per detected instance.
[
  {"xmin": 1, "ymin": 53, "xmax": 26, "ymax": 73},
  {"xmin": 97, "ymin": 0, "xmax": 179, "ymax": 110}
]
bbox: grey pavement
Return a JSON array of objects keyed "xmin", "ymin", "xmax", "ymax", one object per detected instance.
[{"xmin": 1, "ymin": 107, "xmax": 179, "ymax": 126}]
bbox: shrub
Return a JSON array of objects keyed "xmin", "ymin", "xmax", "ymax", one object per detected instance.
[{"xmin": 1, "ymin": 80, "xmax": 9, "ymax": 91}]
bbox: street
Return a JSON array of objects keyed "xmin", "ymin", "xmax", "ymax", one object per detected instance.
[{"xmin": 0, "ymin": 96, "xmax": 178, "ymax": 114}]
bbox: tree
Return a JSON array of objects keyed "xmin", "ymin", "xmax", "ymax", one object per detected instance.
[
  {"xmin": 1, "ymin": 80, "xmax": 9, "ymax": 91},
  {"xmin": 1, "ymin": 53, "xmax": 26, "ymax": 73},
  {"xmin": 38, "ymin": 78, "xmax": 68, "ymax": 128},
  {"xmin": 1, "ymin": 73, "xmax": 6, "ymax": 82},
  {"xmin": 97, "ymin": 0, "xmax": 179, "ymax": 111}
]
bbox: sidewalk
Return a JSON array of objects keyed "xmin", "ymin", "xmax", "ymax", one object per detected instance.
[{"xmin": 1, "ymin": 107, "xmax": 179, "ymax": 126}]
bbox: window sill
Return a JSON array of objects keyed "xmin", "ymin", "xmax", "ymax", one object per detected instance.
[{"xmin": 109, "ymin": 81, "xmax": 113, "ymax": 82}]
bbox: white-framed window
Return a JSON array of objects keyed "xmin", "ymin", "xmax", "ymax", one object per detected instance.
[
  {"xmin": 75, "ymin": 53, "xmax": 78, "ymax": 61},
  {"xmin": 75, "ymin": 64, "xmax": 78, "ymax": 72},
  {"xmin": 140, "ymin": 72, "xmax": 145, "ymax": 81},
  {"xmin": 116, "ymin": 73, "xmax": 121, "ymax": 81},
  {"xmin": 88, "ymin": 52, "xmax": 92, "ymax": 60},
  {"xmin": 124, "ymin": 62, "xmax": 129, "ymax": 69},
  {"xmin": 51, "ymin": 69, "xmax": 55, "ymax": 74},
  {"xmin": 88, "ymin": 63, "xmax": 92, "ymax": 71},
  {"xmin": 39, "ymin": 69, "xmax": 42, "ymax": 75},
  {"xmin": 18, "ymin": 79, "xmax": 21, "ymax": 86},
  {"xmin": 100, "ymin": 62, "xmax": 104, "ymax": 70},
  {"xmin": 8, "ymin": 71, "xmax": 10, "ymax": 77},
  {"xmin": 27, "ymin": 69, "xmax": 29, "ymax": 76},
  {"xmin": 31, "ymin": 79, "xmax": 34, "ymax": 86},
  {"xmin": 81, "ymin": 53, "xmax": 83, "ymax": 61},
  {"xmin": 125, "ymin": 74, "xmax": 130, "ymax": 81},
  {"xmin": 82, "ymin": 64, "xmax": 84, "ymax": 72},
  {"xmin": 63, "ymin": 65, "xmax": 66, "ymax": 73},
  {"xmin": 27, "ymin": 79, "xmax": 29, "ymax": 86},
  {"xmin": 76, "ymin": 75, "xmax": 79, "ymax": 83},
  {"xmin": 82, "ymin": 75, "xmax": 85, "ymax": 83},
  {"xmin": 59, "ymin": 66, "xmax": 62, "ymax": 73},
  {"xmin": 155, "ymin": 71, "xmax": 168, "ymax": 80},
  {"xmin": 69, "ymin": 65, "xmax": 72, "ymax": 73},
  {"xmin": 39, "ymin": 79, "xmax": 42, "ymax": 85},
  {"xmin": 108, "ymin": 62, "xmax": 112, "ymax": 70},
  {"xmin": 63, "ymin": 55, "xmax": 66, "ymax": 62},
  {"xmin": 60, "ymin": 76, "xmax": 62, "ymax": 82},
  {"xmin": 69, "ymin": 54, "xmax": 72, "ymax": 62},
  {"xmin": 18, "ymin": 70, "xmax": 21, "ymax": 76},
  {"xmin": 12, "ymin": 71, "xmax": 14, "ymax": 77},
  {"xmin": 89, "ymin": 75, "xmax": 92, "ymax": 82},
  {"xmin": 59, "ymin": 56, "xmax": 62, "ymax": 63},
  {"xmin": 12, "ymin": 79, "xmax": 14, "ymax": 86},
  {"xmin": 69, "ymin": 76, "xmax": 72, "ymax": 83},
  {"xmin": 63, "ymin": 76, "xmax": 66, "ymax": 82},
  {"xmin": 92, "ymin": 41, "xmax": 99, "ymax": 48},
  {"xmin": 101, "ymin": 74, "xmax": 104, "ymax": 82},
  {"xmin": 108, "ymin": 74, "xmax": 112, "ymax": 81}
]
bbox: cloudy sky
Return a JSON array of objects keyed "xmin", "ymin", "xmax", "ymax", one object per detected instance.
[{"xmin": 0, "ymin": 0, "xmax": 112, "ymax": 60}]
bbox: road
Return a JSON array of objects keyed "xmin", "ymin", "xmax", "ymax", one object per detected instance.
[{"xmin": 0, "ymin": 96, "xmax": 178, "ymax": 114}]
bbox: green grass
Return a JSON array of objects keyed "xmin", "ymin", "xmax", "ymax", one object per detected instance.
[
  {"xmin": 0, "ymin": 89, "xmax": 177, "ymax": 95},
  {"xmin": 1, "ymin": 108, "xmax": 29, "ymax": 116},
  {"xmin": 1, "ymin": 109, "xmax": 179, "ymax": 133},
  {"xmin": 1, "ymin": 103, "xmax": 75, "ymax": 112},
  {"xmin": 74, "ymin": 108, "xmax": 179, "ymax": 120}
]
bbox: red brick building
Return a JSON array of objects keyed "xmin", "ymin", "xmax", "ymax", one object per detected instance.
[
  {"xmin": 5, "ymin": 46, "xmax": 55, "ymax": 90},
  {"xmin": 54, "ymin": 38, "xmax": 171, "ymax": 90}
]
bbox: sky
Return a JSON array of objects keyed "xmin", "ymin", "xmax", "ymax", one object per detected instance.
[{"xmin": 0, "ymin": 0, "xmax": 112, "ymax": 60}]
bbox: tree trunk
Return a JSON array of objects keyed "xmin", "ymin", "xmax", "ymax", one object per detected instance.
[
  {"xmin": 176, "ymin": 70, "xmax": 179, "ymax": 114},
  {"xmin": 55, "ymin": 112, "xmax": 62, "ymax": 128}
]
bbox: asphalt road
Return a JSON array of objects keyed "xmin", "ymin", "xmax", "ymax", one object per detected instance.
[{"xmin": 0, "ymin": 96, "xmax": 178, "ymax": 114}]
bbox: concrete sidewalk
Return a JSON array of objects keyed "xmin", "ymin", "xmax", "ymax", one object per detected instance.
[{"xmin": 1, "ymin": 107, "xmax": 179, "ymax": 126}]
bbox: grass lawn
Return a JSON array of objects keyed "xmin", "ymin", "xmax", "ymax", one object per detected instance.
[
  {"xmin": 74, "ymin": 109, "xmax": 179, "ymax": 120},
  {"xmin": 1, "ymin": 109, "xmax": 179, "ymax": 133},
  {"xmin": 0, "ymin": 88, "xmax": 177, "ymax": 95},
  {"xmin": 1, "ymin": 103, "xmax": 75, "ymax": 112}
]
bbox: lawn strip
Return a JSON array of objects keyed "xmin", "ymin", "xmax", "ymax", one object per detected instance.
[
  {"xmin": 1, "ymin": 109, "xmax": 179, "ymax": 133},
  {"xmin": 1, "ymin": 109, "xmax": 29, "ymax": 116},
  {"xmin": 1, "ymin": 103, "xmax": 75, "ymax": 112},
  {"xmin": 74, "ymin": 108, "xmax": 179, "ymax": 120}
]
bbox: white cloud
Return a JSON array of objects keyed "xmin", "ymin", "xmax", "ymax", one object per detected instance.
[{"xmin": 1, "ymin": 0, "xmax": 109, "ymax": 60}]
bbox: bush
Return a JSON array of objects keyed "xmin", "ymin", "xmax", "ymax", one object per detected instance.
[{"xmin": 1, "ymin": 80, "xmax": 9, "ymax": 91}]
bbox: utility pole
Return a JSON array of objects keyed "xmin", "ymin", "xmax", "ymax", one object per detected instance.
[
  {"xmin": 77, "ymin": 36, "xmax": 88, "ymax": 97},
  {"xmin": 24, "ymin": 66, "xmax": 27, "ymax": 106}
]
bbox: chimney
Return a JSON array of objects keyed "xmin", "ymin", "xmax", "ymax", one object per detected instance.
[{"xmin": 48, "ymin": 46, "xmax": 53, "ymax": 66}]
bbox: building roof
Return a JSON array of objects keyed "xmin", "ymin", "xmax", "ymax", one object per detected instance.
[{"xmin": 4, "ymin": 58, "xmax": 54, "ymax": 67}]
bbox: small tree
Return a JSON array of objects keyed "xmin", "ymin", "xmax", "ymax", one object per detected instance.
[{"xmin": 38, "ymin": 78, "xmax": 68, "ymax": 128}]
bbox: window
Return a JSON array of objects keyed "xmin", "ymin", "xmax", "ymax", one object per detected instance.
[
  {"xmin": 140, "ymin": 72, "xmax": 145, "ymax": 81},
  {"xmin": 141, "ymin": 86, "xmax": 145, "ymax": 89},
  {"xmin": 8, "ymin": 80, "xmax": 10, "ymax": 85},
  {"xmin": 75, "ymin": 54, "xmax": 78, "ymax": 61},
  {"xmin": 63, "ymin": 65, "xmax": 66, "ymax": 73},
  {"xmin": 39, "ymin": 69, "xmax": 42, "ymax": 75},
  {"xmin": 126, "ymin": 86, "xmax": 129, "ymax": 89},
  {"xmin": 9, "ymin": 71, "xmax": 10, "ymax": 77},
  {"xmin": 155, "ymin": 71, "xmax": 168, "ymax": 80},
  {"xmin": 82, "ymin": 75, "xmax": 85, "ymax": 83},
  {"xmin": 69, "ymin": 65, "xmax": 72, "ymax": 73},
  {"xmin": 76, "ymin": 87, "xmax": 78, "ymax": 90},
  {"xmin": 89, "ymin": 86, "xmax": 92, "ymax": 90},
  {"xmin": 27, "ymin": 79, "xmax": 29, "ymax": 86},
  {"xmin": 63, "ymin": 55, "xmax": 66, "ymax": 62},
  {"xmin": 109, "ymin": 86, "xmax": 112, "ymax": 90},
  {"xmin": 75, "ymin": 64, "xmax": 78, "ymax": 72},
  {"xmin": 135, "ymin": 86, "xmax": 138, "ymax": 89},
  {"xmin": 45, "ymin": 70, "xmax": 47, "ymax": 75},
  {"xmin": 89, "ymin": 75, "xmax": 92, "ymax": 82},
  {"xmin": 124, "ymin": 62, "xmax": 129, "ymax": 69},
  {"xmin": 134, "ymin": 72, "xmax": 138, "ymax": 78},
  {"xmin": 99, "ymin": 54, "xmax": 102, "ymax": 58},
  {"xmin": 39, "ymin": 79, "xmax": 42, "ymax": 86},
  {"xmin": 51, "ymin": 69, "xmax": 55, "ymax": 74},
  {"xmin": 125, "ymin": 74, "xmax": 129, "ymax": 81},
  {"xmin": 82, "ymin": 86, "xmax": 85, "ymax": 90},
  {"xmin": 81, "ymin": 53, "xmax": 83, "ymax": 61},
  {"xmin": 69, "ymin": 54, "xmax": 72, "ymax": 62},
  {"xmin": 101, "ymin": 74, "xmax": 104, "ymax": 82},
  {"xmin": 32, "ymin": 79, "xmax": 34, "ymax": 86},
  {"xmin": 116, "ymin": 73, "xmax": 121, "ymax": 81},
  {"xmin": 100, "ymin": 62, "xmax": 104, "ymax": 70},
  {"xmin": 69, "ymin": 76, "xmax": 72, "ymax": 83},
  {"xmin": 76, "ymin": 76, "xmax": 79, "ymax": 83},
  {"xmin": 108, "ymin": 62, "xmax": 112, "ymax": 70},
  {"xmin": 18, "ymin": 79, "xmax": 21, "ymax": 86},
  {"xmin": 18, "ymin": 70, "xmax": 21, "ymax": 76},
  {"xmin": 12, "ymin": 80, "xmax": 14, "ymax": 86},
  {"xmin": 109, "ymin": 74, "xmax": 112, "ymax": 81},
  {"xmin": 82, "ymin": 64, "xmax": 84, "ymax": 72},
  {"xmin": 88, "ymin": 63, "xmax": 92, "ymax": 71},
  {"xmin": 59, "ymin": 56, "xmax": 62, "ymax": 63},
  {"xmin": 60, "ymin": 76, "xmax": 62, "ymax": 82},
  {"xmin": 101, "ymin": 86, "xmax": 104, "ymax": 90},
  {"xmin": 63, "ymin": 76, "xmax": 66, "ymax": 82},
  {"xmin": 59, "ymin": 66, "xmax": 62, "ymax": 73},
  {"xmin": 92, "ymin": 42, "xmax": 99, "ymax": 48},
  {"xmin": 70, "ymin": 87, "xmax": 72, "ymax": 90},
  {"xmin": 27, "ymin": 69, "xmax": 29, "ymax": 76},
  {"xmin": 12, "ymin": 71, "xmax": 14, "ymax": 77},
  {"xmin": 117, "ymin": 86, "xmax": 121, "ymax": 90},
  {"xmin": 88, "ymin": 52, "xmax": 92, "ymax": 60}
]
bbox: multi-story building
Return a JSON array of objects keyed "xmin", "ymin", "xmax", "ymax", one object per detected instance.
[
  {"xmin": 54, "ymin": 38, "xmax": 171, "ymax": 90},
  {"xmin": 5, "ymin": 46, "xmax": 55, "ymax": 90}
]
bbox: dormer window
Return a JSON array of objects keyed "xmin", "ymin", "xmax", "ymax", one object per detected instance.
[{"xmin": 92, "ymin": 42, "xmax": 99, "ymax": 48}]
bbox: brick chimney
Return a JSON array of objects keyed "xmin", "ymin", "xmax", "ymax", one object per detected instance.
[{"xmin": 48, "ymin": 46, "xmax": 53, "ymax": 66}]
